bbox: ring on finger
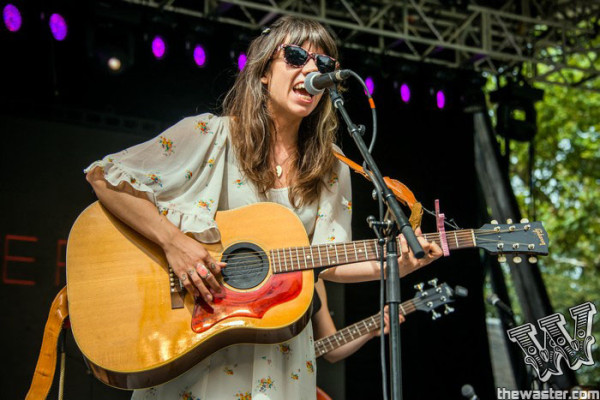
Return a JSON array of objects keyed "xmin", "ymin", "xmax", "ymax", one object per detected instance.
[
  {"xmin": 209, "ymin": 262, "xmax": 216, "ymax": 271},
  {"xmin": 187, "ymin": 268, "xmax": 196, "ymax": 276},
  {"xmin": 205, "ymin": 271, "xmax": 212, "ymax": 279},
  {"xmin": 196, "ymin": 264, "xmax": 209, "ymax": 278},
  {"xmin": 180, "ymin": 272, "xmax": 188, "ymax": 282}
]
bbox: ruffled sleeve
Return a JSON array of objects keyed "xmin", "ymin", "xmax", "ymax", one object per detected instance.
[
  {"xmin": 84, "ymin": 113, "xmax": 228, "ymax": 243},
  {"xmin": 311, "ymin": 145, "xmax": 352, "ymax": 246}
]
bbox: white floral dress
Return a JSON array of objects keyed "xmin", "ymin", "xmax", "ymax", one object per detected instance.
[{"xmin": 85, "ymin": 113, "xmax": 352, "ymax": 400}]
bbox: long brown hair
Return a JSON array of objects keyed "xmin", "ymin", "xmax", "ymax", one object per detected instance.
[{"xmin": 222, "ymin": 16, "xmax": 340, "ymax": 208}]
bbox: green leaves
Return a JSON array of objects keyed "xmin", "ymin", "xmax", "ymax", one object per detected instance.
[{"xmin": 486, "ymin": 74, "xmax": 600, "ymax": 385}]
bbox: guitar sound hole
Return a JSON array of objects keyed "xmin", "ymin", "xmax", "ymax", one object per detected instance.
[{"xmin": 220, "ymin": 242, "xmax": 269, "ymax": 290}]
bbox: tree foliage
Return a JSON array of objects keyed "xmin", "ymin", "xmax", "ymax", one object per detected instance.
[{"xmin": 489, "ymin": 78, "xmax": 600, "ymax": 386}]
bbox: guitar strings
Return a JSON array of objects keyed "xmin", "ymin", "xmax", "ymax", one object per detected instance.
[
  {"xmin": 220, "ymin": 244, "xmax": 536, "ymax": 277},
  {"xmin": 316, "ymin": 296, "xmax": 445, "ymax": 348},
  {"xmin": 316, "ymin": 313, "xmax": 385, "ymax": 348},
  {"xmin": 220, "ymin": 228, "xmax": 514, "ymax": 267},
  {"xmin": 217, "ymin": 231, "xmax": 474, "ymax": 265},
  {"xmin": 212, "ymin": 228, "xmax": 537, "ymax": 273}
]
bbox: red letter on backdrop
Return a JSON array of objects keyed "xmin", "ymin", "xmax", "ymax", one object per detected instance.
[
  {"xmin": 56, "ymin": 239, "xmax": 67, "ymax": 286},
  {"xmin": 3, "ymin": 234, "xmax": 38, "ymax": 285}
]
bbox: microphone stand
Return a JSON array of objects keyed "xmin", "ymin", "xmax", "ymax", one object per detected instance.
[{"xmin": 328, "ymin": 86, "xmax": 424, "ymax": 400}]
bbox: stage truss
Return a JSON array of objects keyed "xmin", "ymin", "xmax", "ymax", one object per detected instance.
[{"xmin": 123, "ymin": 0, "xmax": 600, "ymax": 91}]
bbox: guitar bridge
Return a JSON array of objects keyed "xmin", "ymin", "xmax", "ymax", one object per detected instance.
[{"xmin": 169, "ymin": 265, "xmax": 185, "ymax": 309}]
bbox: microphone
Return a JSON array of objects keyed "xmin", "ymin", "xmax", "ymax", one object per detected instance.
[
  {"xmin": 304, "ymin": 69, "xmax": 352, "ymax": 95},
  {"xmin": 487, "ymin": 293, "xmax": 514, "ymax": 318},
  {"xmin": 461, "ymin": 384, "xmax": 479, "ymax": 400}
]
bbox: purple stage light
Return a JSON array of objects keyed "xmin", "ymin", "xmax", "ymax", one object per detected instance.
[
  {"xmin": 237, "ymin": 52, "xmax": 247, "ymax": 71},
  {"xmin": 193, "ymin": 45, "xmax": 206, "ymax": 67},
  {"xmin": 436, "ymin": 90, "xmax": 446, "ymax": 109},
  {"xmin": 3, "ymin": 4, "xmax": 22, "ymax": 32},
  {"xmin": 365, "ymin": 76, "xmax": 375, "ymax": 95},
  {"xmin": 400, "ymin": 83, "xmax": 411, "ymax": 103},
  {"xmin": 152, "ymin": 35, "xmax": 166, "ymax": 59},
  {"xmin": 49, "ymin": 13, "xmax": 67, "ymax": 41}
]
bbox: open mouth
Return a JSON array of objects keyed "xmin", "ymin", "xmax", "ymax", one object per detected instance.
[{"xmin": 293, "ymin": 82, "xmax": 313, "ymax": 102}]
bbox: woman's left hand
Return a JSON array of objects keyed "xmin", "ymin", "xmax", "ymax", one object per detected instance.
[{"xmin": 397, "ymin": 227, "xmax": 443, "ymax": 277}]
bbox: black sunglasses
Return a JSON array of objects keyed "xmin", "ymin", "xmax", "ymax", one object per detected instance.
[{"xmin": 276, "ymin": 44, "xmax": 338, "ymax": 74}]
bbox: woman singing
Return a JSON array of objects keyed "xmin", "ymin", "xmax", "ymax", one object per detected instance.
[{"xmin": 85, "ymin": 15, "xmax": 441, "ymax": 400}]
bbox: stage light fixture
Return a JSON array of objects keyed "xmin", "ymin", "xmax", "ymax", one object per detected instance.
[
  {"xmin": 49, "ymin": 13, "xmax": 67, "ymax": 41},
  {"xmin": 365, "ymin": 76, "xmax": 375, "ymax": 95},
  {"xmin": 490, "ymin": 81, "xmax": 544, "ymax": 142},
  {"xmin": 151, "ymin": 35, "xmax": 166, "ymax": 59},
  {"xmin": 3, "ymin": 3, "xmax": 22, "ymax": 32},
  {"xmin": 107, "ymin": 57, "xmax": 122, "ymax": 71},
  {"xmin": 87, "ymin": 20, "xmax": 135, "ymax": 76},
  {"xmin": 400, "ymin": 83, "xmax": 411, "ymax": 103},
  {"xmin": 193, "ymin": 44, "xmax": 206, "ymax": 67},
  {"xmin": 436, "ymin": 90, "xmax": 446, "ymax": 109},
  {"xmin": 237, "ymin": 52, "xmax": 247, "ymax": 71}
]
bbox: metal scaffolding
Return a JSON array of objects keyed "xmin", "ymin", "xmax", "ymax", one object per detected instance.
[{"xmin": 123, "ymin": 0, "xmax": 600, "ymax": 91}]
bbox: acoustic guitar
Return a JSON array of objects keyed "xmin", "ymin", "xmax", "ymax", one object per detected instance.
[{"xmin": 66, "ymin": 201, "xmax": 548, "ymax": 389}]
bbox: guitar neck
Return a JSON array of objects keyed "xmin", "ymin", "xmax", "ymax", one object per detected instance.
[
  {"xmin": 270, "ymin": 230, "xmax": 477, "ymax": 273},
  {"xmin": 314, "ymin": 298, "xmax": 419, "ymax": 358}
]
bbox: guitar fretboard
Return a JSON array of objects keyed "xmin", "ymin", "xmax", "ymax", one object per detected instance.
[
  {"xmin": 425, "ymin": 230, "xmax": 477, "ymax": 253},
  {"xmin": 314, "ymin": 299, "xmax": 418, "ymax": 357},
  {"xmin": 269, "ymin": 230, "xmax": 477, "ymax": 273}
]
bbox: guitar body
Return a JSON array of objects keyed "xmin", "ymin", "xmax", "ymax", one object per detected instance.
[
  {"xmin": 317, "ymin": 386, "xmax": 333, "ymax": 400},
  {"xmin": 66, "ymin": 202, "xmax": 314, "ymax": 389}
]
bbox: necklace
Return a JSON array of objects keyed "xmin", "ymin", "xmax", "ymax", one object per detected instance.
[{"xmin": 274, "ymin": 153, "xmax": 294, "ymax": 178}]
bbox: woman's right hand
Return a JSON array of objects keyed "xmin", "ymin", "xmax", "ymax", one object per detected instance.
[
  {"xmin": 86, "ymin": 167, "xmax": 225, "ymax": 303},
  {"xmin": 163, "ymin": 231, "xmax": 226, "ymax": 303}
]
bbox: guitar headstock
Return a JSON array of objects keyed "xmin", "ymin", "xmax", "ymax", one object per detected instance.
[
  {"xmin": 476, "ymin": 219, "xmax": 549, "ymax": 263},
  {"xmin": 412, "ymin": 279, "xmax": 468, "ymax": 320}
]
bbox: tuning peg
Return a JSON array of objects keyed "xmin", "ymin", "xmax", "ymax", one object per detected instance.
[
  {"xmin": 520, "ymin": 218, "xmax": 529, "ymax": 223},
  {"xmin": 498, "ymin": 255, "xmax": 507, "ymax": 263},
  {"xmin": 506, "ymin": 218, "xmax": 513, "ymax": 224},
  {"xmin": 491, "ymin": 220, "xmax": 498, "ymax": 225},
  {"xmin": 431, "ymin": 310, "xmax": 441, "ymax": 320},
  {"xmin": 528, "ymin": 256, "xmax": 538, "ymax": 264},
  {"xmin": 454, "ymin": 286, "xmax": 469, "ymax": 297},
  {"xmin": 513, "ymin": 256, "xmax": 522, "ymax": 264},
  {"xmin": 428, "ymin": 278, "xmax": 438, "ymax": 287},
  {"xmin": 414, "ymin": 282, "xmax": 424, "ymax": 291},
  {"xmin": 444, "ymin": 305, "xmax": 455, "ymax": 314}
]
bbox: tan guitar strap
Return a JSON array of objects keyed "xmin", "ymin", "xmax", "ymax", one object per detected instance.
[
  {"xmin": 26, "ymin": 286, "xmax": 69, "ymax": 400},
  {"xmin": 333, "ymin": 151, "xmax": 423, "ymax": 228}
]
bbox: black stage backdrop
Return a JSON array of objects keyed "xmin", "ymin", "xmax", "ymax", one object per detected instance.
[{"xmin": 1, "ymin": 5, "xmax": 494, "ymax": 398}]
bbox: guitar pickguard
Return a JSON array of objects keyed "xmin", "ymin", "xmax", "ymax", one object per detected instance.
[{"xmin": 191, "ymin": 272, "xmax": 303, "ymax": 333}]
